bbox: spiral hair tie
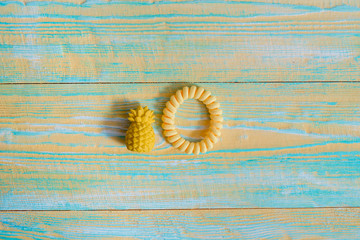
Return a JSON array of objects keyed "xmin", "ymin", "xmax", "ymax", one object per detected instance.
[{"xmin": 162, "ymin": 86, "xmax": 223, "ymax": 155}]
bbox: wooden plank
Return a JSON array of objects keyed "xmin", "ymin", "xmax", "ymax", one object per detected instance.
[
  {"xmin": 1, "ymin": 0, "xmax": 360, "ymax": 8},
  {"xmin": 0, "ymin": 83, "xmax": 359, "ymax": 210},
  {"xmin": 0, "ymin": 1, "xmax": 359, "ymax": 83},
  {"xmin": 1, "ymin": 208, "xmax": 360, "ymax": 239}
]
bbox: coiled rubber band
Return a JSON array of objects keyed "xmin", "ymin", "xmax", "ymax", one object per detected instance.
[{"xmin": 162, "ymin": 86, "xmax": 223, "ymax": 155}]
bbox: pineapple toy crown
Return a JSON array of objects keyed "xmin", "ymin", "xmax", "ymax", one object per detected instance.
[{"xmin": 128, "ymin": 106, "xmax": 155, "ymax": 124}]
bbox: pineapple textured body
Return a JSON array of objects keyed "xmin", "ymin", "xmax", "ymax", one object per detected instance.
[
  {"xmin": 126, "ymin": 122, "xmax": 155, "ymax": 152},
  {"xmin": 125, "ymin": 106, "xmax": 155, "ymax": 152}
]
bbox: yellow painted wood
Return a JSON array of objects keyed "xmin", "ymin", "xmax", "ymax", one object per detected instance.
[
  {"xmin": 0, "ymin": 1, "xmax": 359, "ymax": 83},
  {"xmin": 1, "ymin": 208, "xmax": 360, "ymax": 239},
  {"xmin": 3, "ymin": 0, "xmax": 360, "ymax": 8},
  {"xmin": 1, "ymin": 1, "xmax": 359, "ymax": 236},
  {"xmin": 1, "ymin": 83, "xmax": 359, "ymax": 210}
]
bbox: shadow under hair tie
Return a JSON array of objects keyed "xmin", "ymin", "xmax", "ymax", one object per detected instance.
[{"xmin": 162, "ymin": 86, "xmax": 223, "ymax": 155}]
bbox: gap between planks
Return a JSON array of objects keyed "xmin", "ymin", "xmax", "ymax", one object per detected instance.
[
  {"xmin": 2, "ymin": 207, "xmax": 360, "ymax": 212},
  {"xmin": 0, "ymin": 81, "xmax": 360, "ymax": 85}
]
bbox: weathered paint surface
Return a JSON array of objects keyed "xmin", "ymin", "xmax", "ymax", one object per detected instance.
[
  {"xmin": 2, "ymin": 0, "xmax": 360, "ymax": 8},
  {"xmin": 0, "ymin": 0, "xmax": 359, "ymax": 83},
  {"xmin": 1, "ymin": 0, "xmax": 360, "ymax": 238},
  {"xmin": 1, "ymin": 208, "xmax": 360, "ymax": 239},
  {"xmin": 1, "ymin": 83, "xmax": 359, "ymax": 210}
]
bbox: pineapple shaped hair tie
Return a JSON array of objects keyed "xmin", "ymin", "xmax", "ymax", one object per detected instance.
[
  {"xmin": 126, "ymin": 106, "xmax": 155, "ymax": 153},
  {"xmin": 162, "ymin": 86, "xmax": 223, "ymax": 155}
]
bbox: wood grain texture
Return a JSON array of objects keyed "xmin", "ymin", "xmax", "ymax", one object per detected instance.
[
  {"xmin": 0, "ymin": 1, "xmax": 359, "ymax": 83},
  {"xmin": 2, "ymin": 0, "xmax": 360, "ymax": 8},
  {"xmin": 1, "ymin": 0, "xmax": 359, "ymax": 237},
  {"xmin": 1, "ymin": 83, "xmax": 359, "ymax": 210},
  {"xmin": 1, "ymin": 208, "xmax": 360, "ymax": 239}
]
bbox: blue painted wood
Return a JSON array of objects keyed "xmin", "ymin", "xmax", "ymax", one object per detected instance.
[
  {"xmin": 1, "ymin": 208, "xmax": 360, "ymax": 239},
  {"xmin": 0, "ymin": 1, "xmax": 359, "ymax": 83},
  {"xmin": 1, "ymin": 1, "xmax": 359, "ymax": 237},
  {"xmin": 1, "ymin": 83, "xmax": 359, "ymax": 210}
]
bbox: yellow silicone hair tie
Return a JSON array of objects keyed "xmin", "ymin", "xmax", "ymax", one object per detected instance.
[{"xmin": 162, "ymin": 86, "xmax": 223, "ymax": 155}]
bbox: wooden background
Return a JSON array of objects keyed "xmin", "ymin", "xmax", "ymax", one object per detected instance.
[{"xmin": 0, "ymin": 0, "xmax": 359, "ymax": 239}]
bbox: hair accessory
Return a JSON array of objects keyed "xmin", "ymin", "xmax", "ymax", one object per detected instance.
[
  {"xmin": 126, "ymin": 106, "xmax": 155, "ymax": 152},
  {"xmin": 162, "ymin": 86, "xmax": 223, "ymax": 155}
]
